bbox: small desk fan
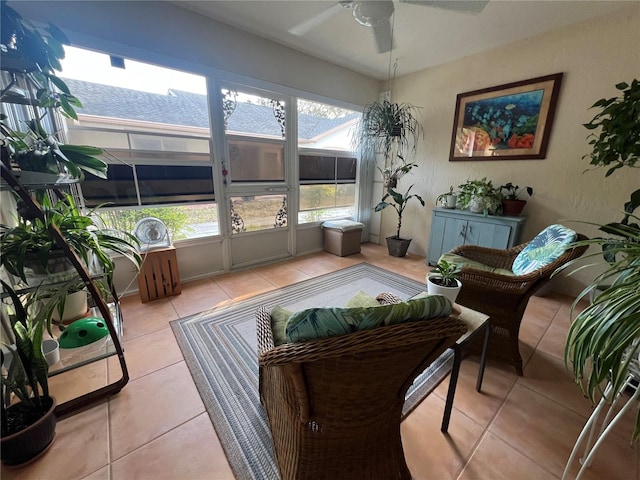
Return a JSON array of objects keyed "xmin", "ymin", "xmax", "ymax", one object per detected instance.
[{"xmin": 133, "ymin": 217, "xmax": 171, "ymax": 252}]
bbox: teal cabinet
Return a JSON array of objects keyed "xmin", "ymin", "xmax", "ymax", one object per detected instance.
[{"xmin": 427, "ymin": 208, "xmax": 527, "ymax": 265}]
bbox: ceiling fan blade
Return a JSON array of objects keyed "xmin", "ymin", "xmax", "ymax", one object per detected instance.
[
  {"xmin": 400, "ymin": 0, "xmax": 489, "ymax": 14},
  {"xmin": 372, "ymin": 19, "xmax": 393, "ymax": 54},
  {"xmin": 288, "ymin": 3, "xmax": 345, "ymax": 36}
]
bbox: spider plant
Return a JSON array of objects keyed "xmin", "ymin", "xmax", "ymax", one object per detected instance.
[
  {"xmin": 0, "ymin": 192, "xmax": 141, "ymax": 289},
  {"xmin": 560, "ymin": 220, "xmax": 640, "ymax": 439},
  {"xmin": 353, "ymin": 98, "xmax": 422, "ymax": 162}
]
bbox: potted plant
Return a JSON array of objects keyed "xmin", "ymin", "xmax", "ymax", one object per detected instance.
[
  {"xmin": 1, "ymin": 280, "xmax": 57, "ymax": 466},
  {"xmin": 561, "ymin": 79, "xmax": 640, "ymax": 443},
  {"xmin": 436, "ymin": 186, "xmax": 457, "ymax": 209},
  {"xmin": 354, "ymin": 98, "xmax": 422, "ymax": 160},
  {"xmin": 0, "ymin": 2, "xmax": 108, "ymax": 182},
  {"xmin": 456, "ymin": 177, "xmax": 502, "ymax": 215},
  {"xmin": 426, "ymin": 258, "xmax": 462, "ymax": 304},
  {"xmin": 354, "ymin": 97, "xmax": 424, "ymax": 257},
  {"xmin": 374, "ymin": 163, "xmax": 425, "ymax": 257},
  {"xmin": 500, "ymin": 183, "xmax": 533, "ymax": 216},
  {"xmin": 1, "ymin": 192, "xmax": 141, "ymax": 285}
]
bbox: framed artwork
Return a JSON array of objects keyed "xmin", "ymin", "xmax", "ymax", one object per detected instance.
[{"xmin": 449, "ymin": 73, "xmax": 563, "ymax": 161}]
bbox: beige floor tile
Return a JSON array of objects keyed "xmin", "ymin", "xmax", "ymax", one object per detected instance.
[
  {"xmin": 169, "ymin": 277, "xmax": 231, "ymax": 318},
  {"xmin": 107, "ymin": 326, "xmax": 183, "ymax": 382},
  {"xmin": 108, "ymin": 361, "xmax": 205, "ymax": 461},
  {"xmin": 459, "ymin": 431, "xmax": 556, "ymax": 480},
  {"xmin": 110, "ymin": 413, "xmax": 235, "ymax": 480},
  {"xmin": 48, "ymin": 360, "xmax": 108, "ymax": 406},
  {"xmin": 490, "ymin": 383, "xmax": 638, "ymax": 478},
  {"xmin": 252, "ymin": 263, "xmax": 312, "ymax": 287},
  {"xmin": 402, "ymin": 393, "xmax": 484, "ymax": 480},
  {"xmin": 120, "ymin": 296, "xmax": 179, "ymax": 339},
  {"xmin": 80, "ymin": 466, "xmax": 109, "ymax": 480},
  {"xmin": 433, "ymin": 359, "xmax": 517, "ymax": 429},
  {"xmin": 536, "ymin": 321, "xmax": 570, "ymax": 360},
  {"xmin": 1, "ymin": 404, "xmax": 109, "ymax": 480},
  {"xmin": 212, "ymin": 269, "xmax": 277, "ymax": 298},
  {"xmin": 518, "ymin": 350, "xmax": 595, "ymax": 418}
]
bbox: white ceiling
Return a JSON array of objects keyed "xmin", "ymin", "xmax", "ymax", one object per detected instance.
[{"xmin": 172, "ymin": 0, "xmax": 630, "ymax": 80}]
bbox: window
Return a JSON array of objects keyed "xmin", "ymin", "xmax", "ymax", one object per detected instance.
[
  {"xmin": 59, "ymin": 46, "xmax": 218, "ymax": 239},
  {"xmin": 297, "ymin": 99, "xmax": 360, "ymax": 223},
  {"xmin": 223, "ymin": 86, "xmax": 289, "ymax": 234},
  {"xmin": 222, "ymin": 88, "xmax": 286, "ymax": 184}
]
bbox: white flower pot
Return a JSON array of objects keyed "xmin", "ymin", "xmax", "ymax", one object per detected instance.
[
  {"xmin": 426, "ymin": 276, "xmax": 462, "ymax": 305},
  {"xmin": 43, "ymin": 339, "xmax": 60, "ymax": 366},
  {"xmin": 50, "ymin": 288, "xmax": 89, "ymax": 324}
]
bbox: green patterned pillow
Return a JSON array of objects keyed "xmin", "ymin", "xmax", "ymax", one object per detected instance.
[
  {"xmin": 346, "ymin": 291, "xmax": 380, "ymax": 308},
  {"xmin": 439, "ymin": 253, "xmax": 516, "ymax": 277},
  {"xmin": 285, "ymin": 295, "xmax": 453, "ymax": 343},
  {"xmin": 512, "ymin": 224, "xmax": 577, "ymax": 275},
  {"xmin": 271, "ymin": 305, "xmax": 293, "ymax": 346}
]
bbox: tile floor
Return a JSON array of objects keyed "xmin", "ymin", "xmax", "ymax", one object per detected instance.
[{"xmin": 2, "ymin": 243, "xmax": 638, "ymax": 479}]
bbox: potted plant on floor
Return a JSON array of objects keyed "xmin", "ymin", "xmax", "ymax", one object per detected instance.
[
  {"xmin": 375, "ymin": 163, "xmax": 425, "ymax": 257},
  {"xmin": 456, "ymin": 177, "xmax": 502, "ymax": 216},
  {"xmin": 561, "ymin": 79, "xmax": 640, "ymax": 443},
  {"xmin": 354, "ymin": 97, "xmax": 424, "ymax": 257},
  {"xmin": 1, "ymin": 280, "xmax": 57, "ymax": 466},
  {"xmin": 426, "ymin": 258, "xmax": 462, "ymax": 304},
  {"xmin": 500, "ymin": 183, "xmax": 533, "ymax": 216}
]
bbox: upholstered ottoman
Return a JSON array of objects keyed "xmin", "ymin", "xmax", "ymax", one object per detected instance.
[{"xmin": 322, "ymin": 220, "xmax": 364, "ymax": 256}]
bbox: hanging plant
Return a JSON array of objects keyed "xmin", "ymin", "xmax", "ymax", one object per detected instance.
[{"xmin": 353, "ymin": 98, "xmax": 422, "ymax": 161}]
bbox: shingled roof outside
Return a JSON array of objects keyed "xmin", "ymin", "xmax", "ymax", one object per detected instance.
[{"xmin": 63, "ymin": 79, "xmax": 358, "ymax": 142}]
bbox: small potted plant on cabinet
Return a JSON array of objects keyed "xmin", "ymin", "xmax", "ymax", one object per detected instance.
[
  {"xmin": 436, "ymin": 186, "xmax": 457, "ymax": 209},
  {"xmin": 1, "ymin": 281, "xmax": 57, "ymax": 466},
  {"xmin": 426, "ymin": 258, "xmax": 462, "ymax": 304},
  {"xmin": 500, "ymin": 183, "xmax": 533, "ymax": 216},
  {"xmin": 456, "ymin": 177, "xmax": 502, "ymax": 215}
]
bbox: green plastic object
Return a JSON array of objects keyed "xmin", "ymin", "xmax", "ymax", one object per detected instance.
[{"xmin": 59, "ymin": 317, "xmax": 109, "ymax": 349}]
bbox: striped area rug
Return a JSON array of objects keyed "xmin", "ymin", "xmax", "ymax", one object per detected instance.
[{"xmin": 171, "ymin": 263, "xmax": 453, "ymax": 480}]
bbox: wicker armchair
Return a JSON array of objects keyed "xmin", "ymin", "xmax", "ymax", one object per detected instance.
[
  {"xmin": 256, "ymin": 293, "xmax": 466, "ymax": 480},
  {"xmin": 449, "ymin": 233, "xmax": 588, "ymax": 375}
]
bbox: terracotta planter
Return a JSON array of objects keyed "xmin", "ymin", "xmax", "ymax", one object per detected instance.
[
  {"xmin": 386, "ymin": 236, "xmax": 411, "ymax": 257},
  {"xmin": 1, "ymin": 396, "xmax": 57, "ymax": 466},
  {"xmin": 501, "ymin": 199, "xmax": 527, "ymax": 216},
  {"xmin": 426, "ymin": 276, "xmax": 462, "ymax": 305}
]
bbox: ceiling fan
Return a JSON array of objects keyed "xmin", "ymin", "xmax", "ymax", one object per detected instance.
[{"xmin": 289, "ymin": 0, "xmax": 489, "ymax": 54}]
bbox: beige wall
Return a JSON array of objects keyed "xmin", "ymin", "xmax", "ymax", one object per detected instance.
[{"xmin": 380, "ymin": 4, "xmax": 639, "ymax": 295}]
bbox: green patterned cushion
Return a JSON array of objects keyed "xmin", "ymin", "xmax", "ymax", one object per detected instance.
[
  {"xmin": 512, "ymin": 224, "xmax": 577, "ymax": 275},
  {"xmin": 271, "ymin": 305, "xmax": 293, "ymax": 346},
  {"xmin": 285, "ymin": 295, "xmax": 453, "ymax": 343},
  {"xmin": 346, "ymin": 291, "xmax": 380, "ymax": 308},
  {"xmin": 439, "ymin": 253, "xmax": 515, "ymax": 277}
]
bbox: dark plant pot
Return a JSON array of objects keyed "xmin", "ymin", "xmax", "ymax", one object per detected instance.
[
  {"xmin": 386, "ymin": 236, "xmax": 411, "ymax": 257},
  {"xmin": 501, "ymin": 199, "xmax": 527, "ymax": 216},
  {"xmin": 1, "ymin": 396, "xmax": 57, "ymax": 466},
  {"xmin": 391, "ymin": 124, "xmax": 403, "ymax": 137}
]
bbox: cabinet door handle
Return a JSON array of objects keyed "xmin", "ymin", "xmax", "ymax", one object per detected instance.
[{"xmin": 460, "ymin": 224, "xmax": 467, "ymax": 239}]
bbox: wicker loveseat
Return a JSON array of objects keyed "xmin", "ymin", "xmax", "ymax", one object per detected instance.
[
  {"xmin": 443, "ymin": 226, "xmax": 588, "ymax": 375},
  {"xmin": 256, "ymin": 292, "xmax": 466, "ymax": 480}
]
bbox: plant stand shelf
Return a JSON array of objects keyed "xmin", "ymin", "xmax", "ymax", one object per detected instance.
[{"xmin": 0, "ymin": 163, "xmax": 130, "ymax": 419}]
